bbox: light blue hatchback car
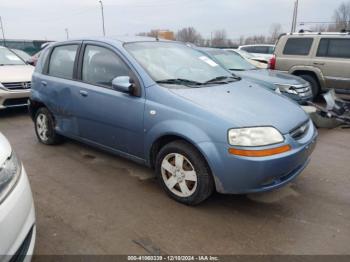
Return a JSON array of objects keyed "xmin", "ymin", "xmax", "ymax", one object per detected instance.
[{"xmin": 30, "ymin": 37, "xmax": 318, "ymax": 205}]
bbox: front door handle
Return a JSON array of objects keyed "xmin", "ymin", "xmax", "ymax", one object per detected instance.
[
  {"xmin": 79, "ymin": 90, "xmax": 88, "ymax": 97},
  {"xmin": 313, "ymin": 62, "xmax": 325, "ymax": 66},
  {"xmin": 41, "ymin": 81, "xmax": 47, "ymax": 86}
]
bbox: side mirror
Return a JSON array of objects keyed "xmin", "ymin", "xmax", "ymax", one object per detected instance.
[{"xmin": 112, "ymin": 76, "xmax": 133, "ymax": 94}]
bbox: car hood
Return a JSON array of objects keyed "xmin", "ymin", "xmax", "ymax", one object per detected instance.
[
  {"xmin": 0, "ymin": 65, "xmax": 34, "ymax": 83},
  {"xmin": 0, "ymin": 133, "xmax": 11, "ymax": 166},
  {"xmin": 234, "ymin": 69, "xmax": 308, "ymax": 86},
  {"xmin": 168, "ymin": 80, "xmax": 309, "ymax": 134}
]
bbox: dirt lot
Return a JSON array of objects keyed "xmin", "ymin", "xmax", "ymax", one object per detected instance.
[{"xmin": 0, "ymin": 108, "xmax": 349, "ymax": 255}]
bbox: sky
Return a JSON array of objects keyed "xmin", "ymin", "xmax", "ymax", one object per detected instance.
[{"xmin": 0, "ymin": 0, "xmax": 346, "ymax": 41}]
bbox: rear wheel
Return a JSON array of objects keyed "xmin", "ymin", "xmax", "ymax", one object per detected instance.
[
  {"xmin": 299, "ymin": 74, "xmax": 320, "ymax": 99},
  {"xmin": 34, "ymin": 107, "xmax": 63, "ymax": 145},
  {"xmin": 155, "ymin": 140, "xmax": 214, "ymax": 205}
]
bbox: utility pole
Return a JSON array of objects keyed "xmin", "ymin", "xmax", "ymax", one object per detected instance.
[
  {"xmin": 99, "ymin": 0, "xmax": 106, "ymax": 36},
  {"xmin": 65, "ymin": 28, "xmax": 69, "ymax": 40},
  {"xmin": 291, "ymin": 0, "xmax": 299, "ymax": 33},
  {"xmin": 0, "ymin": 16, "xmax": 6, "ymax": 46}
]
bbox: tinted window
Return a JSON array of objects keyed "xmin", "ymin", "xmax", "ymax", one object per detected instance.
[
  {"xmin": 317, "ymin": 38, "xmax": 350, "ymax": 58},
  {"xmin": 241, "ymin": 46, "xmax": 270, "ymax": 54},
  {"xmin": 316, "ymin": 39, "xmax": 329, "ymax": 57},
  {"xmin": 283, "ymin": 38, "xmax": 313, "ymax": 55},
  {"xmin": 48, "ymin": 45, "xmax": 78, "ymax": 79},
  {"xmin": 82, "ymin": 45, "xmax": 130, "ymax": 88}
]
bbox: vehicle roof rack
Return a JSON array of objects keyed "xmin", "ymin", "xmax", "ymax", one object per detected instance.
[{"xmin": 288, "ymin": 31, "xmax": 350, "ymax": 36}]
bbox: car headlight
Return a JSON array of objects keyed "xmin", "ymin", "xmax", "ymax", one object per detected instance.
[
  {"xmin": 275, "ymin": 84, "xmax": 298, "ymax": 95},
  {"xmin": 0, "ymin": 151, "xmax": 22, "ymax": 203},
  {"xmin": 228, "ymin": 127, "xmax": 284, "ymax": 147}
]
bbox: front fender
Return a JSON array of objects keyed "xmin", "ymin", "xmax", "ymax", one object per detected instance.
[
  {"xmin": 144, "ymin": 119, "xmax": 212, "ymax": 164},
  {"xmin": 289, "ymin": 66, "xmax": 326, "ymax": 89}
]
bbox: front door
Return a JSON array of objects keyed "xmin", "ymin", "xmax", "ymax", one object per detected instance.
[{"xmin": 74, "ymin": 44, "xmax": 145, "ymax": 158}]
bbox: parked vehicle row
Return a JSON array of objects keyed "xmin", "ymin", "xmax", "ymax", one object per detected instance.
[
  {"xmin": 29, "ymin": 37, "xmax": 317, "ymax": 205},
  {"xmin": 197, "ymin": 47, "xmax": 313, "ymax": 104},
  {"xmin": 269, "ymin": 32, "xmax": 350, "ymax": 97}
]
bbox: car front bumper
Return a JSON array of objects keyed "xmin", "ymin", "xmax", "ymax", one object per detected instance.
[
  {"xmin": 198, "ymin": 122, "xmax": 318, "ymax": 194},
  {"xmin": 0, "ymin": 89, "xmax": 31, "ymax": 109},
  {"xmin": 0, "ymin": 167, "xmax": 36, "ymax": 261}
]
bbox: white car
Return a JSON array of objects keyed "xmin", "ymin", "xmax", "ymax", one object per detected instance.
[
  {"xmin": 0, "ymin": 46, "xmax": 34, "ymax": 110},
  {"xmin": 228, "ymin": 49, "xmax": 268, "ymax": 69},
  {"xmin": 0, "ymin": 133, "xmax": 36, "ymax": 260},
  {"xmin": 238, "ymin": 44, "xmax": 275, "ymax": 62}
]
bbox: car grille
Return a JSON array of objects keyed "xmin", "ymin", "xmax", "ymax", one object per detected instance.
[
  {"xmin": 290, "ymin": 121, "xmax": 310, "ymax": 140},
  {"xmin": 293, "ymin": 84, "xmax": 312, "ymax": 97},
  {"xmin": 2, "ymin": 81, "xmax": 31, "ymax": 90}
]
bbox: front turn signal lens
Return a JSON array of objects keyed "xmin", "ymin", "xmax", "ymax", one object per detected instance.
[{"xmin": 228, "ymin": 145, "xmax": 291, "ymax": 157}]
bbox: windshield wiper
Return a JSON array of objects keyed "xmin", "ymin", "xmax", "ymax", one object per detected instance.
[
  {"xmin": 204, "ymin": 75, "xmax": 241, "ymax": 84},
  {"xmin": 156, "ymin": 78, "xmax": 203, "ymax": 87}
]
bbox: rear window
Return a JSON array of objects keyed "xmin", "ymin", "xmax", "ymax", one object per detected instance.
[
  {"xmin": 283, "ymin": 38, "xmax": 313, "ymax": 55},
  {"xmin": 241, "ymin": 46, "xmax": 270, "ymax": 54},
  {"xmin": 48, "ymin": 45, "xmax": 78, "ymax": 79},
  {"xmin": 317, "ymin": 38, "xmax": 350, "ymax": 58}
]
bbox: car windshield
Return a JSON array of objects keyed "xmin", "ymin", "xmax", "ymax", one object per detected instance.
[
  {"xmin": 206, "ymin": 49, "xmax": 257, "ymax": 71},
  {"xmin": 125, "ymin": 42, "xmax": 235, "ymax": 87},
  {"xmin": 0, "ymin": 47, "xmax": 26, "ymax": 65}
]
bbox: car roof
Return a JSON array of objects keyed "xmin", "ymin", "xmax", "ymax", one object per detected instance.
[{"xmin": 54, "ymin": 36, "xmax": 175, "ymax": 45}]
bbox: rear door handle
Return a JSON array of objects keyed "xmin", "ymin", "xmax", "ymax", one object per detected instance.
[
  {"xmin": 79, "ymin": 90, "xmax": 88, "ymax": 97},
  {"xmin": 41, "ymin": 81, "xmax": 47, "ymax": 86},
  {"xmin": 313, "ymin": 62, "xmax": 325, "ymax": 66}
]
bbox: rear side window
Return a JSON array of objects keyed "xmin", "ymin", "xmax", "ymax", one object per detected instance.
[
  {"xmin": 317, "ymin": 38, "xmax": 350, "ymax": 58},
  {"xmin": 283, "ymin": 38, "xmax": 313, "ymax": 55},
  {"xmin": 82, "ymin": 45, "xmax": 130, "ymax": 88},
  {"xmin": 242, "ymin": 46, "xmax": 269, "ymax": 54},
  {"xmin": 48, "ymin": 45, "xmax": 78, "ymax": 79}
]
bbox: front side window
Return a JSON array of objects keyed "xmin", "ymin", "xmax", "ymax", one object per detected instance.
[
  {"xmin": 125, "ymin": 42, "xmax": 233, "ymax": 86},
  {"xmin": 283, "ymin": 38, "xmax": 313, "ymax": 55},
  {"xmin": 48, "ymin": 45, "xmax": 78, "ymax": 79},
  {"xmin": 0, "ymin": 47, "xmax": 26, "ymax": 65},
  {"xmin": 317, "ymin": 38, "xmax": 350, "ymax": 58},
  {"xmin": 82, "ymin": 45, "xmax": 130, "ymax": 88},
  {"xmin": 207, "ymin": 49, "xmax": 256, "ymax": 71}
]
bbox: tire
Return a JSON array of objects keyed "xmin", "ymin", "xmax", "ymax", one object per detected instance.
[
  {"xmin": 34, "ymin": 107, "xmax": 63, "ymax": 145},
  {"xmin": 155, "ymin": 140, "xmax": 214, "ymax": 205},
  {"xmin": 299, "ymin": 74, "xmax": 320, "ymax": 99}
]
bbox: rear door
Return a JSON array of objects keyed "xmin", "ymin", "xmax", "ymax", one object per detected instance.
[
  {"xmin": 314, "ymin": 37, "xmax": 350, "ymax": 90},
  {"xmin": 40, "ymin": 42, "xmax": 81, "ymax": 136},
  {"xmin": 275, "ymin": 37, "xmax": 314, "ymax": 72},
  {"xmin": 73, "ymin": 42, "xmax": 145, "ymax": 157}
]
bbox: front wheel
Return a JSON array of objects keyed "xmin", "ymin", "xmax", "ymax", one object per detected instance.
[
  {"xmin": 155, "ymin": 141, "xmax": 214, "ymax": 205},
  {"xmin": 34, "ymin": 107, "xmax": 63, "ymax": 145}
]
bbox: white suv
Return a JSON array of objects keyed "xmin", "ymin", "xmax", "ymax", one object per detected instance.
[
  {"xmin": 0, "ymin": 133, "xmax": 36, "ymax": 260},
  {"xmin": 0, "ymin": 46, "xmax": 34, "ymax": 110}
]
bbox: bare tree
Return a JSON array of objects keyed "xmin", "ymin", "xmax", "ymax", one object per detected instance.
[
  {"xmin": 211, "ymin": 30, "xmax": 228, "ymax": 47},
  {"xmin": 176, "ymin": 27, "xmax": 203, "ymax": 45},
  {"xmin": 269, "ymin": 23, "xmax": 283, "ymax": 43},
  {"xmin": 244, "ymin": 35, "xmax": 267, "ymax": 45},
  {"xmin": 333, "ymin": 1, "xmax": 350, "ymax": 30}
]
